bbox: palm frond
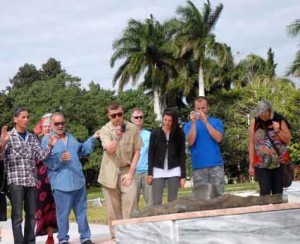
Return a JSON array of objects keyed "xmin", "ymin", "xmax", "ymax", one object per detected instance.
[
  {"xmin": 207, "ymin": 3, "xmax": 223, "ymax": 32},
  {"xmin": 286, "ymin": 50, "xmax": 300, "ymax": 77},
  {"xmin": 286, "ymin": 19, "xmax": 300, "ymax": 37}
]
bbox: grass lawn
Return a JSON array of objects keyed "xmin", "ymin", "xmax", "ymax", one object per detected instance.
[{"xmin": 5, "ymin": 182, "xmax": 259, "ymax": 224}]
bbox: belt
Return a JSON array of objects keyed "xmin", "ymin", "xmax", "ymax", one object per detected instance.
[{"xmin": 119, "ymin": 165, "xmax": 130, "ymax": 173}]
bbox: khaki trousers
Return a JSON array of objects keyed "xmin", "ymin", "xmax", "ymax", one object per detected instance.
[{"xmin": 102, "ymin": 170, "xmax": 137, "ymax": 239}]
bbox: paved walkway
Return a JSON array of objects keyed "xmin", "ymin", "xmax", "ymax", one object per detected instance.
[{"xmin": 0, "ymin": 220, "xmax": 111, "ymax": 244}]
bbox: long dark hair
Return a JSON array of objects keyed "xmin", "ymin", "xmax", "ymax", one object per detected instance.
[{"xmin": 162, "ymin": 108, "xmax": 179, "ymax": 133}]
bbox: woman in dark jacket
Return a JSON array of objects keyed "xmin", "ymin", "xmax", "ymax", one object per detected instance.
[{"xmin": 147, "ymin": 108, "xmax": 186, "ymax": 205}]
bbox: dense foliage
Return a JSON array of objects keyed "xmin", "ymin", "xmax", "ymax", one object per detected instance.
[{"xmin": 1, "ymin": 1, "xmax": 299, "ymax": 185}]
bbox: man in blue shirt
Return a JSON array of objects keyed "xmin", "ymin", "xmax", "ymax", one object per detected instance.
[
  {"xmin": 131, "ymin": 108, "xmax": 152, "ymax": 209},
  {"xmin": 42, "ymin": 112, "xmax": 100, "ymax": 244},
  {"xmin": 184, "ymin": 96, "xmax": 225, "ymax": 199}
]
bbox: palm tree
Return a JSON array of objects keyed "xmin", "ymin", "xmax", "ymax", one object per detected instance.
[
  {"xmin": 286, "ymin": 51, "xmax": 300, "ymax": 77},
  {"xmin": 110, "ymin": 15, "xmax": 176, "ymax": 121},
  {"xmin": 286, "ymin": 19, "xmax": 300, "ymax": 77},
  {"xmin": 201, "ymin": 44, "xmax": 234, "ymax": 93},
  {"xmin": 232, "ymin": 48, "xmax": 277, "ymax": 87},
  {"xmin": 265, "ymin": 48, "xmax": 277, "ymax": 79},
  {"xmin": 287, "ymin": 19, "xmax": 300, "ymax": 37},
  {"xmin": 173, "ymin": 0, "xmax": 231, "ymax": 96}
]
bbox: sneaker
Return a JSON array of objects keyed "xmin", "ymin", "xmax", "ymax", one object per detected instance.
[{"xmin": 82, "ymin": 240, "xmax": 95, "ymax": 244}]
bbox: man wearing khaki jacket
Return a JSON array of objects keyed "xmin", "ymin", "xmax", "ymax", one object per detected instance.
[{"xmin": 98, "ymin": 102, "xmax": 143, "ymax": 239}]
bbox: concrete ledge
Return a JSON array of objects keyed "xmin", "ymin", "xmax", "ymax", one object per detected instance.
[
  {"xmin": 114, "ymin": 203, "xmax": 300, "ymax": 244},
  {"xmin": 113, "ymin": 203, "xmax": 300, "ymax": 226}
]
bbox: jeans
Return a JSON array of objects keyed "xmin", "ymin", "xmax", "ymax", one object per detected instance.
[
  {"xmin": 8, "ymin": 184, "xmax": 37, "ymax": 244},
  {"xmin": 255, "ymin": 165, "xmax": 283, "ymax": 196},
  {"xmin": 53, "ymin": 185, "xmax": 91, "ymax": 243}
]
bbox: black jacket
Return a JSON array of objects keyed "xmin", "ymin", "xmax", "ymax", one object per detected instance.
[{"xmin": 148, "ymin": 127, "xmax": 186, "ymax": 178}]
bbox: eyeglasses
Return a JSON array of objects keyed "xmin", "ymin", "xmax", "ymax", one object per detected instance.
[
  {"xmin": 132, "ymin": 116, "xmax": 143, "ymax": 120},
  {"xmin": 54, "ymin": 122, "xmax": 65, "ymax": 126},
  {"xmin": 109, "ymin": 112, "xmax": 124, "ymax": 119}
]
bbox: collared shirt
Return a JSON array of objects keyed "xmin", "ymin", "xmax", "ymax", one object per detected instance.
[
  {"xmin": 98, "ymin": 121, "xmax": 143, "ymax": 189},
  {"xmin": 42, "ymin": 133, "xmax": 96, "ymax": 192},
  {"xmin": 0, "ymin": 128, "xmax": 51, "ymax": 187}
]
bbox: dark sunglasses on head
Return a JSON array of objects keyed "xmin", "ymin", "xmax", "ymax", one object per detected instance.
[
  {"xmin": 54, "ymin": 122, "xmax": 65, "ymax": 126},
  {"xmin": 133, "ymin": 116, "xmax": 143, "ymax": 120},
  {"xmin": 110, "ymin": 112, "xmax": 124, "ymax": 119}
]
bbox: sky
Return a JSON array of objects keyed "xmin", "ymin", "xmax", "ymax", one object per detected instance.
[{"xmin": 1, "ymin": 0, "xmax": 299, "ymax": 92}]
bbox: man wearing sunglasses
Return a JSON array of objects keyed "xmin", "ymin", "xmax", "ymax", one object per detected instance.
[
  {"xmin": 130, "ymin": 108, "xmax": 152, "ymax": 210},
  {"xmin": 41, "ymin": 112, "xmax": 100, "ymax": 244},
  {"xmin": 98, "ymin": 102, "xmax": 143, "ymax": 240}
]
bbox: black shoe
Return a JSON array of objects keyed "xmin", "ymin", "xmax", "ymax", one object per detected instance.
[{"xmin": 82, "ymin": 240, "xmax": 95, "ymax": 244}]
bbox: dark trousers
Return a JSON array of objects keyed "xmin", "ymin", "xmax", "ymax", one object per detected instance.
[
  {"xmin": 255, "ymin": 165, "xmax": 283, "ymax": 196},
  {"xmin": 0, "ymin": 192, "xmax": 7, "ymax": 221},
  {"xmin": 8, "ymin": 184, "xmax": 37, "ymax": 244}
]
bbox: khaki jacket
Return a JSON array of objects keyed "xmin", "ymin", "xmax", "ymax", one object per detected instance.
[{"xmin": 98, "ymin": 121, "xmax": 143, "ymax": 188}]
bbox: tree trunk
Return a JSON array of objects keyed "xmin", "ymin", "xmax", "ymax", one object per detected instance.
[
  {"xmin": 154, "ymin": 90, "xmax": 162, "ymax": 122},
  {"xmin": 198, "ymin": 66, "xmax": 205, "ymax": 96}
]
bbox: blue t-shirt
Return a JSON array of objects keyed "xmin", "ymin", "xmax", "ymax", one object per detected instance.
[
  {"xmin": 184, "ymin": 117, "xmax": 224, "ymax": 170},
  {"xmin": 136, "ymin": 129, "xmax": 151, "ymax": 173}
]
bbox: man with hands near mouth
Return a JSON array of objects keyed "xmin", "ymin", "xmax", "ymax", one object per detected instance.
[{"xmin": 98, "ymin": 102, "xmax": 143, "ymax": 240}]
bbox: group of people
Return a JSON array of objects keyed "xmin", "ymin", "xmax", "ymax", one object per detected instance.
[
  {"xmin": 0, "ymin": 108, "xmax": 99, "ymax": 244},
  {"xmin": 98, "ymin": 97, "xmax": 226, "ymax": 239},
  {"xmin": 0, "ymin": 97, "xmax": 292, "ymax": 243}
]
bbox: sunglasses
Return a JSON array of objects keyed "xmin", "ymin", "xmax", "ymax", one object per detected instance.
[
  {"xmin": 109, "ymin": 112, "xmax": 124, "ymax": 119},
  {"xmin": 54, "ymin": 122, "xmax": 66, "ymax": 126},
  {"xmin": 132, "ymin": 116, "xmax": 143, "ymax": 120}
]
